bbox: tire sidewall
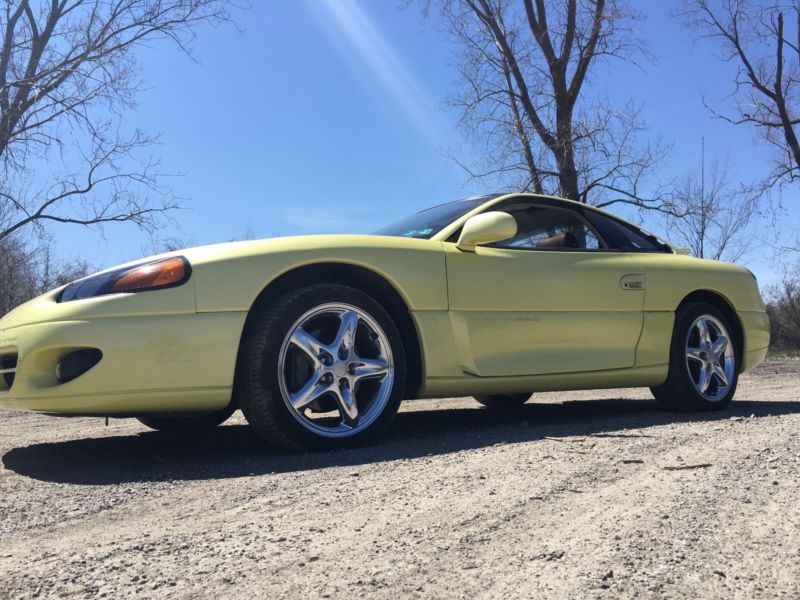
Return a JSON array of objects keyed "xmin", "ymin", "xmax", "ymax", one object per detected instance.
[
  {"xmin": 242, "ymin": 284, "xmax": 407, "ymax": 450},
  {"xmin": 474, "ymin": 393, "xmax": 531, "ymax": 408},
  {"xmin": 137, "ymin": 403, "xmax": 235, "ymax": 431}
]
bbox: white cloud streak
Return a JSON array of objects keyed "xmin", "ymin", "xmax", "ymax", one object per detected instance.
[{"xmin": 308, "ymin": 0, "xmax": 438, "ymax": 140}]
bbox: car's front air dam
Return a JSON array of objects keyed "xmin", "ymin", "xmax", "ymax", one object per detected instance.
[{"xmin": 0, "ymin": 312, "xmax": 247, "ymax": 415}]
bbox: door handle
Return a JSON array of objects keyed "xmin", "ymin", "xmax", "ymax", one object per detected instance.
[{"xmin": 620, "ymin": 274, "xmax": 645, "ymax": 290}]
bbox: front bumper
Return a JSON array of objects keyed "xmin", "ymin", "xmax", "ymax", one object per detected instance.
[
  {"xmin": 740, "ymin": 310, "xmax": 770, "ymax": 372},
  {"xmin": 0, "ymin": 312, "xmax": 247, "ymax": 415}
]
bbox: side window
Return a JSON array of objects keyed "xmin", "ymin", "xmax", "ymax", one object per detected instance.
[
  {"xmin": 492, "ymin": 205, "xmax": 604, "ymax": 251},
  {"xmin": 584, "ymin": 211, "xmax": 667, "ymax": 252}
]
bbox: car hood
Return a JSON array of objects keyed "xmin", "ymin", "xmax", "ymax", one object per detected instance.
[
  {"xmin": 0, "ymin": 234, "xmax": 438, "ymax": 328},
  {"xmin": 177, "ymin": 234, "xmax": 437, "ymax": 266}
]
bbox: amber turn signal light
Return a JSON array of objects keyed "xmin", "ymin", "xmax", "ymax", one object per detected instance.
[{"xmin": 111, "ymin": 257, "xmax": 187, "ymax": 293}]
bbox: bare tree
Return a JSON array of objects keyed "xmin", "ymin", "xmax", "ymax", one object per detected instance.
[
  {"xmin": 661, "ymin": 159, "xmax": 762, "ymax": 262},
  {"xmin": 0, "ymin": 234, "xmax": 89, "ymax": 316},
  {"xmin": 0, "ymin": 0, "xmax": 230, "ymax": 243},
  {"xmin": 426, "ymin": 0, "xmax": 669, "ymax": 210},
  {"xmin": 685, "ymin": 0, "xmax": 800, "ymax": 187},
  {"xmin": 766, "ymin": 263, "xmax": 800, "ymax": 351}
]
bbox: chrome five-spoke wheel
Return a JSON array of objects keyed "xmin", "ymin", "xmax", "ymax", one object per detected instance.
[
  {"xmin": 278, "ymin": 303, "xmax": 395, "ymax": 437},
  {"xmin": 238, "ymin": 284, "xmax": 406, "ymax": 450},
  {"xmin": 685, "ymin": 315, "xmax": 735, "ymax": 402},
  {"xmin": 651, "ymin": 301, "xmax": 739, "ymax": 412}
]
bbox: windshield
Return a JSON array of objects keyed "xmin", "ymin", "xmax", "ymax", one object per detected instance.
[{"xmin": 374, "ymin": 195, "xmax": 496, "ymax": 239}]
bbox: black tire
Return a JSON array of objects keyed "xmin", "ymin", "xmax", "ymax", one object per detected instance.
[
  {"xmin": 236, "ymin": 284, "xmax": 407, "ymax": 451},
  {"xmin": 474, "ymin": 393, "xmax": 531, "ymax": 409},
  {"xmin": 650, "ymin": 302, "xmax": 739, "ymax": 412},
  {"xmin": 137, "ymin": 404, "xmax": 236, "ymax": 432}
]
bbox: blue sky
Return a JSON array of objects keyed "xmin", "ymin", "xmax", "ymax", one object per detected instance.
[{"xmin": 49, "ymin": 0, "xmax": 799, "ymax": 286}]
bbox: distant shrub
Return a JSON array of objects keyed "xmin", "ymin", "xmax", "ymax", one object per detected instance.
[{"xmin": 766, "ymin": 270, "xmax": 800, "ymax": 353}]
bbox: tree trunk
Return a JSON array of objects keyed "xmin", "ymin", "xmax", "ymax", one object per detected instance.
[{"xmin": 555, "ymin": 107, "xmax": 580, "ymax": 201}]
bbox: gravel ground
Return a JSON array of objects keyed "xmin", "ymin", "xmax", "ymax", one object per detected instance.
[{"xmin": 1, "ymin": 360, "xmax": 799, "ymax": 599}]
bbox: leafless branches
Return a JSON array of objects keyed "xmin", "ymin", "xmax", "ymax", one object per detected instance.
[
  {"xmin": 426, "ymin": 0, "xmax": 668, "ymax": 209},
  {"xmin": 660, "ymin": 159, "xmax": 763, "ymax": 262},
  {"xmin": 0, "ymin": 0, "xmax": 230, "ymax": 242},
  {"xmin": 766, "ymin": 262, "xmax": 800, "ymax": 350},
  {"xmin": 0, "ymin": 234, "xmax": 89, "ymax": 316},
  {"xmin": 685, "ymin": 0, "xmax": 800, "ymax": 188}
]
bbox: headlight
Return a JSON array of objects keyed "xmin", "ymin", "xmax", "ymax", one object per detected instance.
[{"xmin": 58, "ymin": 256, "xmax": 191, "ymax": 302}]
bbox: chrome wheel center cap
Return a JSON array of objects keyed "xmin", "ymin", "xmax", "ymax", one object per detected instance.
[{"xmin": 332, "ymin": 361, "xmax": 348, "ymax": 379}]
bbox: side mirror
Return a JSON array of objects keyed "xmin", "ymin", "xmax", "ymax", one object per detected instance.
[{"xmin": 456, "ymin": 211, "xmax": 517, "ymax": 252}]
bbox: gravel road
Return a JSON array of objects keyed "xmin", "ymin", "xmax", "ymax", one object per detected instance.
[{"xmin": 1, "ymin": 360, "xmax": 799, "ymax": 599}]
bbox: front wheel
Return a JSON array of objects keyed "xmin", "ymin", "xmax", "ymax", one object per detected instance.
[
  {"xmin": 237, "ymin": 284, "xmax": 407, "ymax": 451},
  {"xmin": 474, "ymin": 393, "xmax": 531, "ymax": 409},
  {"xmin": 650, "ymin": 302, "xmax": 739, "ymax": 412}
]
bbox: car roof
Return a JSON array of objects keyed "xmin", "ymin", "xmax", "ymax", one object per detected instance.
[{"xmin": 431, "ymin": 192, "xmax": 674, "ymax": 251}]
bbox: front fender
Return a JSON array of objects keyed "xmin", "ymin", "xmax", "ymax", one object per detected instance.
[{"xmin": 184, "ymin": 235, "xmax": 449, "ymax": 313}]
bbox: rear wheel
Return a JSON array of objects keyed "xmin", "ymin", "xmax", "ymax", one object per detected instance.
[
  {"xmin": 474, "ymin": 393, "xmax": 531, "ymax": 409},
  {"xmin": 237, "ymin": 284, "xmax": 406, "ymax": 450},
  {"xmin": 650, "ymin": 302, "xmax": 739, "ymax": 412},
  {"xmin": 137, "ymin": 404, "xmax": 235, "ymax": 432}
]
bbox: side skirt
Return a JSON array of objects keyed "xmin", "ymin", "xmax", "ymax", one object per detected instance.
[{"xmin": 418, "ymin": 364, "xmax": 668, "ymax": 399}]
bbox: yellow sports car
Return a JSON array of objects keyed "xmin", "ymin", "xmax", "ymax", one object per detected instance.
[{"xmin": 0, "ymin": 194, "xmax": 770, "ymax": 449}]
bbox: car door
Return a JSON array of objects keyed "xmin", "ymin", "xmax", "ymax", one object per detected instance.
[{"xmin": 444, "ymin": 200, "xmax": 645, "ymax": 377}]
